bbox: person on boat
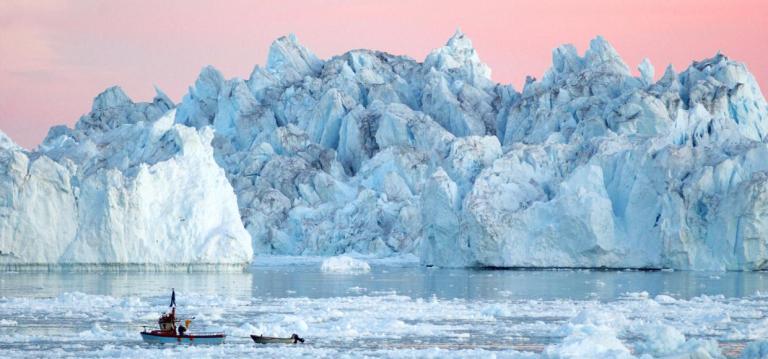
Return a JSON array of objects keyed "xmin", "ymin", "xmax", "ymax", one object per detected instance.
[
  {"xmin": 158, "ymin": 307, "xmax": 176, "ymax": 332},
  {"xmin": 169, "ymin": 288, "xmax": 176, "ymax": 307}
]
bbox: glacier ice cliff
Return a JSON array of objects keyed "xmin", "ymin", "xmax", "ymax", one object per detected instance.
[
  {"xmin": 0, "ymin": 87, "xmax": 251, "ymax": 266},
  {"xmin": 2, "ymin": 30, "xmax": 768, "ymax": 270}
]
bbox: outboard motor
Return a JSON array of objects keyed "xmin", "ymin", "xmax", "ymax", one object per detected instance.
[{"xmin": 290, "ymin": 333, "xmax": 305, "ymax": 343}]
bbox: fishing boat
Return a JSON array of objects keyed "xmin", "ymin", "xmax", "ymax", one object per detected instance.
[
  {"xmin": 251, "ymin": 333, "xmax": 305, "ymax": 344},
  {"xmin": 140, "ymin": 289, "xmax": 226, "ymax": 345},
  {"xmin": 140, "ymin": 329, "xmax": 226, "ymax": 345}
]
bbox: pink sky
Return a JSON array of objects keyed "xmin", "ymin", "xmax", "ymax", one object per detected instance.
[{"xmin": 1, "ymin": 0, "xmax": 766, "ymax": 149}]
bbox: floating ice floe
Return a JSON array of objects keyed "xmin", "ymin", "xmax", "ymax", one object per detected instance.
[
  {"xmin": 320, "ymin": 256, "xmax": 371, "ymax": 274},
  {"xmin": 2, "ymin": 289, "xmax": 767, "ymax": 357}
]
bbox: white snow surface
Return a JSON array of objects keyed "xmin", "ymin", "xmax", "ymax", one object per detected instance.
[
  {"xmin": 0, "ymin": 130, "xmax": 21, "ymax": 151},
  {"xmin": 2, "ymin": 32, "xmax": 768, "ymax": 269}
]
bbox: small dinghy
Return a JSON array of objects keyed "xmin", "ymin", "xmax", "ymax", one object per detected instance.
[
  {"xmin": 140, "ymin": 289, "xmax": 226, "ymax": 345},
  {"xmin": 251, "ymin": 333, "xmax": 305, "ymax": 344}
]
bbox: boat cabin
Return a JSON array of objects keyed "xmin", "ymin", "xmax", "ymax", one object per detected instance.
[{"xmin": 157, "ymin": 308, "xmax": 177, "ymax": 332}]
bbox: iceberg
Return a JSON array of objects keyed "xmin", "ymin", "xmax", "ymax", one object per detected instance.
[
  {"xmin": 542, "ymin": 309, "xmax": 724, "ymax": 359},
  {"xmin": 0, "ymin": 89, "xmax": 252, "ymax": 267},
  {"xmin": 427, "ymin": 41, "xmax": 768, "ymax": 270},
  {"xmin": 2, "ymin": 32, "xmax": 768, "ymax": 270},
  {"xmin": 320, "ymin": 255, "xmax": 371, "ymax": 274}
]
